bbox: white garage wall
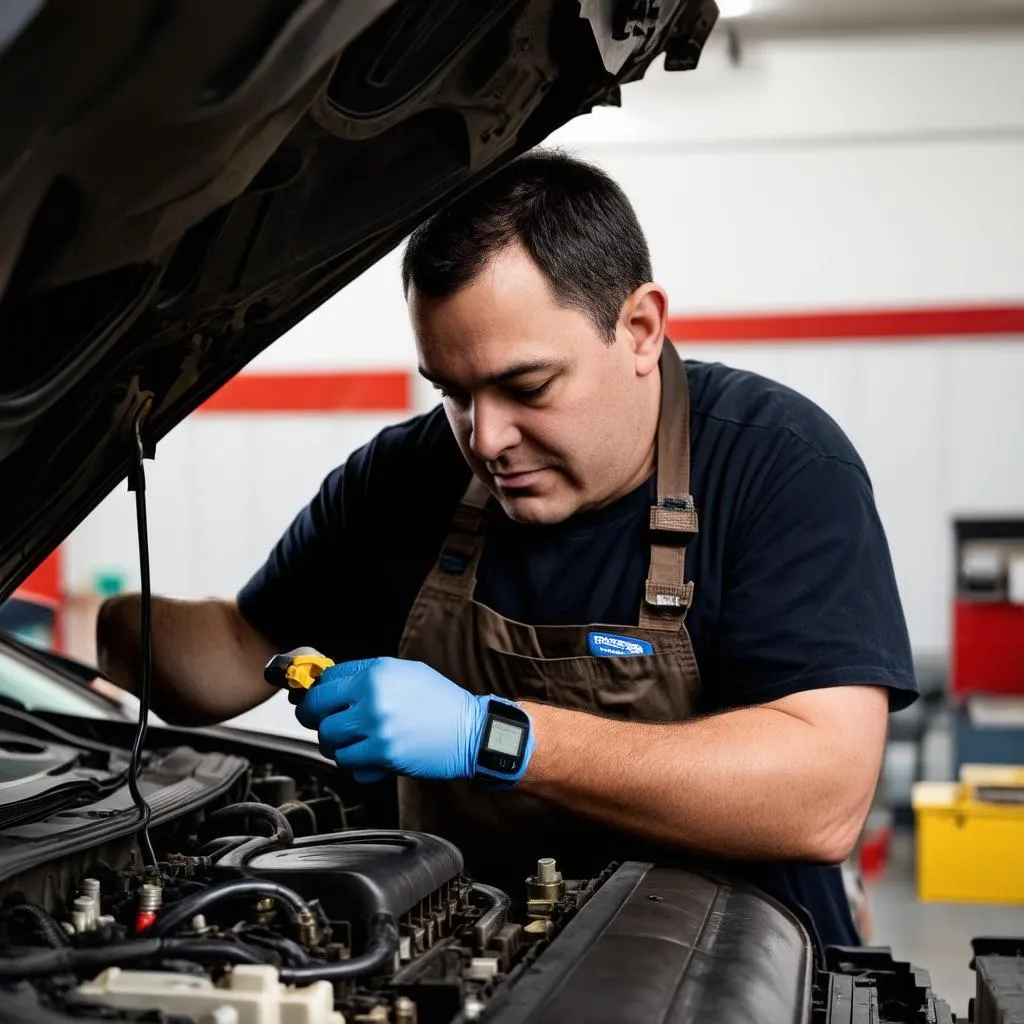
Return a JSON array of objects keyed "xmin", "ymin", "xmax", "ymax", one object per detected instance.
[
  {"xmin": 64, "ymin": 28, "xmax": 1024, "ymax": 663},
  {"xmin": 64, "ymin": 414, "xmax": 400, "ymax": 598}
]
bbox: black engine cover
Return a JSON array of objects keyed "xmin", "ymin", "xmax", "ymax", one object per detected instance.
[
  {"xmin": 484, "ymin": 863, "xmax": 814, "ymax": 1024},
  {"xmin": 246, "ymin": 830, "xmax": 463, "ymax": 945}
]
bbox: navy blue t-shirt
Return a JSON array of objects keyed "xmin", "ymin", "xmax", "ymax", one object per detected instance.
[{"xmin": 239, "ymin": 359, "xmax": 917, "ymax": 951}]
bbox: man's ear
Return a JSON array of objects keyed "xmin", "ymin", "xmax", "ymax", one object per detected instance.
[{"xmin": 618, "ymin": 283, "xmax": 668, "ymax": 377}]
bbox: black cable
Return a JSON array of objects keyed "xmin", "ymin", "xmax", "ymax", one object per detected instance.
[
  {"xmin": 146, "ymin": 878, "xmax": 310, "ymax": 938},
  {"xmin": 239, "ymin": 930, "xmax": 312, "ymax": 967},
  {"xmin": 201, "ymin": 804, "xmax": 293, "ymax": 873},
  {"xmin": 0, "ymin": 919, "xmax": 396, "ymax": 985},
  {"xmin": 0, "ymin": 904, "xmax": 69, "ymax": 949},
  {"xmin": 126, "ymin": 418, "xmax": 157, "ymax": 870},
  {"xmin": 278, "ymin": 914, "xmax": 398, "ymax": 984},
  {"xmin": 0, "ymin": 938, "xmax": 266, "ymax": 977},
  {"xmin": 197, "ymin": 835, "xmax": 252, "ymax": 859},
  {"xmin": 209, "ymin": 834, "xmax": 287, "ymax": 873}
]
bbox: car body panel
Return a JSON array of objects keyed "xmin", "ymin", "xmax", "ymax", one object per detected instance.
[{"xmin": 0, "ymin": 0, "xmax": 716, "ymax": 602}]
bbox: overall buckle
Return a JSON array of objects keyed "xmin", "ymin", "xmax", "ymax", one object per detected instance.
[{"xmin": 650, "ymin": 496, "xmax": 699, "ymax": 534}]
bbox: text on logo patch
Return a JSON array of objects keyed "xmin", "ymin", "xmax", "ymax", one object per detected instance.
[{"xmin": 587, "ymin": 632, "xmax": 655, "ymax": 657}]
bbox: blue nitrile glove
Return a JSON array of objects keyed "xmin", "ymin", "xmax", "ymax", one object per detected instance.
[{"xmin": 294, "ymin": 657, "xmax": 534, "ymax": 784}]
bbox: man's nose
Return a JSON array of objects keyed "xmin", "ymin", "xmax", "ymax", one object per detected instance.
[{"xmin": 469, "ymin": 395, "xmax": 520, "ymax": 463}]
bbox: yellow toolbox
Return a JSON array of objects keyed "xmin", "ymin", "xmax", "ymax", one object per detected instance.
[{"xmin": 912, "ymin": 764, "xmax": 1024, "ymax": 904}]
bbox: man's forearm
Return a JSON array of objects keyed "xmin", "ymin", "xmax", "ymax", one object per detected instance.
[
  {"xmin": 517, "ymin": 686, "xmax": 887, "ymax": 863},
  {"xmin": 96, "ymin": 595, "xmax": 276, "ymax": 726}
]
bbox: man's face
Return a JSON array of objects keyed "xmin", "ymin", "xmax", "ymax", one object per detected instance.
[{"xmin": 409, "ymin": 244, "xmax": 664, "ymax": 525}]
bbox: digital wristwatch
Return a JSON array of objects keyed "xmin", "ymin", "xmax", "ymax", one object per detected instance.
[{"xmin": 474, "ymin": 697, "xmax": 533, "ymax": 786}]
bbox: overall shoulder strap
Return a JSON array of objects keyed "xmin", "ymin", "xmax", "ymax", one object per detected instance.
[
  {"xmin": 639, "ymin": 342, "xmax": 700, "ymax": 631},
  {"xmin": 428, "ymin": 473, "xmax": 491, "ymax": 599}
]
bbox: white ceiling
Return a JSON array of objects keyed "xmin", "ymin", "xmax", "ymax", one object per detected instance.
[{"xmin": 721, "ymin": 0, "xmax": 1024, "ymax": 35}]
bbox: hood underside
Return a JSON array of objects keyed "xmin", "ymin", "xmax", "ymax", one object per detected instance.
[{"xmin": 0, "ymin": 0, "xmax": 715, "ymax": 600}]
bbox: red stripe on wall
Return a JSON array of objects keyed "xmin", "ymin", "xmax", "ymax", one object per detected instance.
[
  {"xmin": 188, "ymin": 305, "xmax": 1024, "ymax": 414},
  {"xmin": 198, "ymin": 371, "xmax": 411, "ymax": 413},
  {"xmin": 667, "ymin": 305, "xmax": 1024, "ymax": 342}
]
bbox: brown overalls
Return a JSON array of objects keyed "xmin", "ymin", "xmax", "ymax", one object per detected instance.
[{"xmin": 397, "ymin": 343, "xmax": 702, "ymax": 889}]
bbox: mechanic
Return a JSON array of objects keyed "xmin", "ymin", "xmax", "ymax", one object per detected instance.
[{"xmin": 97, "ymin": 151, "xmax": 918, "ymax": 950}]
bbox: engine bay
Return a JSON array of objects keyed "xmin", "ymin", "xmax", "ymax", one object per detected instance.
[
  {"xmin": 0, "ymin": 749, "xmax": 1019, "ymax": 1024},
  {"xmin": 0, "ymin": 752, "xmax": 628, "ymax": 1024}
]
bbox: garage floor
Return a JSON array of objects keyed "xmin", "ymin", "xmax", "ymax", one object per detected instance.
[{"xmin": 865, "ymin": 828, "xmax": 1024, "ymax": 1020}]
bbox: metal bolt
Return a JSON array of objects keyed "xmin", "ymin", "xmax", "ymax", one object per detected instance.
[
  {"xmin": 526, "ymin": 858, "xmax": 565, "ymax": 919},
  {"xmin": 73, "ymin": 896, "xmax": 95, "ymax": 932},
  {"xmin": 191, "ymin": 914, "xmax": 209, "ymax": 934},
  {"xmin": 80, "ymin": 881, "xmax": 101, "ymax": 928},
  {"xmin": 394, "ymin": 996, "xmax": 417, "ymax": 1024},
  {"xmin": 536, "ymin": 858, "xmax": 557, "ymax": 884},
  {"xmin": 254, "ymin": 896, "xmax": 278, "ymax": 926},
  {"xmin": 138, "ymin": 884, "xmax": 163, "ymax": 912},
  {"xmin": 296, "ymin": 909, "xmax": 321, "ymax": 946}
]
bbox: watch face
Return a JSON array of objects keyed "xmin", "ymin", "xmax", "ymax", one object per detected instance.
[
  {"xmin": 485, "ymin": 718, "xmax": 524, "ymax": 756},
  {"xmin": 477, "ymin": 708, "xmax": 528, "ymax": 776}
]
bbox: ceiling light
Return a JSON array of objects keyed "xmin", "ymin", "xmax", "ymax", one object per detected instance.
[{"xmin": 718, "ymin": 0, "xmax": 755, "ymax": 18}]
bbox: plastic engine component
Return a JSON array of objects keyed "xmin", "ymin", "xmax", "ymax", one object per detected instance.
[
  {"xmin": 974, "ymin": 951, "xmax": 1024, "ymax": 1024},
  {"xmin": 72, "ymin": 965, "xmax": 343, "ymax": 1024},
  {"xmin": 245, "ymin": 830, "xmax": 463, "ymax": 948},
  {"xmin": 818, "ymin": 947, "xmax": 954, "ymax": 1024},
  {"xmin": 483, "ymin": 862, "xmax": 814, "ymax": 1024}
]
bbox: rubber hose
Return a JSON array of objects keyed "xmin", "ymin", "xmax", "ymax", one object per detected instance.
[
  {"xmin": 0, "ymin": 939, "xmax": 266, "ymax": 977},
  {"xmin": 197, "ymin": 835, "xmax": 252, "ymax": 859},
  {"xmin": 210, "ymin": 834, "xmax": 285, "ymax": 873},
  {"xmin": 241, "ymin": 932, "xmax": 312, "ymax": 967},
  {"xmin": 146, "ymin": 879, "xmax": 310, "ymax": 938},
  {"xmin": 279, "ymin": 914, "xmax": 398, "ymax": 985},
  {"xmin": 470, "ymin": 883, "xmax": 511, "ymax": 953},
  {"xmin": 202, "ymin": 803, "xmax": 294, "ymax": 846},
  {"xmin": 1, "ymin": 904, "xmax": 69, "ymax": 949},
  {"xmin": 276, "ymin": 801, "xmax": 318, "ymax": 835}
]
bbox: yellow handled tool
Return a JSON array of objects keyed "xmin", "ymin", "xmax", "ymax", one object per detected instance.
[{"xmin": 264, "ymin": 646, "xmax": 335, "ymax": 691}]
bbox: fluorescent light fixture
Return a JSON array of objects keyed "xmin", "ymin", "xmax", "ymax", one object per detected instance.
[{"xmin": 718, "ymin": 0, "xmax": 755, "ymax": 17}]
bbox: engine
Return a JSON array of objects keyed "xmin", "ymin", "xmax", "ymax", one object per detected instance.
[
  {"xmin": 0, "ymin": 760, "xmax": 1018, "ymax": 1024},
  {"xmin": 0, "ymin": 761, "xmax": 615, "ymax": 1024}
]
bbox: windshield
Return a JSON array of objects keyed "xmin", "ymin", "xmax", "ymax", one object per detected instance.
[{"xmin": 0, "ymin": 645, "xmax": 119, "ymax": 719}]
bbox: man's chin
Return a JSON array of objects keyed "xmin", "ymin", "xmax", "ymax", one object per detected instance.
[{"xmin": 496, "ymin": 491, "xmax": 575, "ymax": 526}]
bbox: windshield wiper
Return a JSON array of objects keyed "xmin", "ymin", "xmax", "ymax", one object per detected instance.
[
  {"xmin": 0, "ymin": 702, "xmax": 123, "ymax": 756},
  {"xmin": 0, "ymin": 774, "xmax": 127, "ymax": 830}
]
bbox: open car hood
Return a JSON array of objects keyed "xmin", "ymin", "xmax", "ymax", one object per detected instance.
[{"xmin": 0, "ymin": 0, "xmax": 715, "ymax": 600}]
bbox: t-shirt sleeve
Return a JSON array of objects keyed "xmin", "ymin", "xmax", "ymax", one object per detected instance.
[
  {"xmin": 711, "ymin": 454, "xmax": 918, "ymax": 711},
  {"xmin": 237, "ymin": 457, "xmax": 363, "ymax": 657}
]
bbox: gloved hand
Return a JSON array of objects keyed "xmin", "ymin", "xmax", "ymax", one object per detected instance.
[{"xmin": 294, "ymin": 657, "xmax": 532, "ymax": 784}]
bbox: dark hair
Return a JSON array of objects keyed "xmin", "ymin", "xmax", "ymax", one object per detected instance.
[{"xmin": 401, "ymin": 150, "xmax": 652, "ymax": 339}]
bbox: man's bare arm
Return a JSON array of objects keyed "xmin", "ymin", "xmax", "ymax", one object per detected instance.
[
  {"xmin": 518, "ymin": 685, "xmax": 888, "ymax": 863},
  {"xmin": 96, "ymin": 596, "xmax": 277, "ymax": 727}
]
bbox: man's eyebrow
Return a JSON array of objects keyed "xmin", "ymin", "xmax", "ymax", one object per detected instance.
[{"xmin": 418, "ymin": 360, "xmax": 562, "ymax": 388}]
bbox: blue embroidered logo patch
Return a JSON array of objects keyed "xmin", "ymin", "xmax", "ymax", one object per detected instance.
[{"xmin": 587, "ymin": 632, "xmax": 655, "ymax": 657}]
